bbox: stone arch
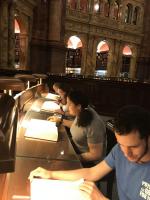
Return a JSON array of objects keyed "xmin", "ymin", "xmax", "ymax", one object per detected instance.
[
  {"xmin": 14, "ymin": 19, "xmax": 21, "ymax": 68},
  {"xmin": 104, "ymin": 0, "xmax": 110, "ymax": 17},
  {"xmin": 14, "ymin": 14, "xmax": 29, "ymax": 69},
  {"xmin": 121, "ymin": 44, "xmax": 133, "ymax": 77},
  {"xmin": 124, "ymin": 3, "xmax": 133, "ymax": 24},
  {"xmin": 95, "ymin": 40, "xmax": 110, "ymax": 76},
  {"xmin": 65, "ymin": 35, "xmax": 83, "ymax": 74}
]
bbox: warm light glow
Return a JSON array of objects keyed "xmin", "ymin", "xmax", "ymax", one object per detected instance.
[
  {"xmin": 14, "ymin": 19, "xmax": 20, "ymax": 33},
  {"xmin": 123, "ymin": 46, "xmax": 132, "ymax": 55},
  {"xmin": 97, "ymin": 41, "xmax": 109, "ymax": 52},
  {"xmin": 67, "ymin": 36, "xmax": 82, "ymax": 49},
  {"xmin": 94, "ymin": 3, "xmax": 99, "ymax": 11},
  {"xmin": 12, "ymin": 195, "xmax": 30, "ymax": 199},
  {"xmin": 31, "ymin": 178, "xmax": 87, "ymax": 200}
]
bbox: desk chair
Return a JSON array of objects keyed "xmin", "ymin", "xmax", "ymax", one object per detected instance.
[
  {"xmin": 0, "ymin": 94, "xmax": 18, "ymax": 173},
  {"xmin": 100, "ymin": 119, "xmax": 117, "ymax": 199}
]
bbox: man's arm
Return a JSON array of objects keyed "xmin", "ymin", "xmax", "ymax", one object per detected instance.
[{"xmin": 29, "ymin": 160, "xmax": 112, "ymax": 182}]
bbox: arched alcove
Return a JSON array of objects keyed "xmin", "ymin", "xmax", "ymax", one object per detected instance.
[
  {"xmin": 121, "ymin": 45, "xmax": 132, "ymax": 77},
  {"xmin": 96, "ymin": 40, "xmax": 109, "ymax": 76},
  {"xmin": 14, "ymin": 19, "xmax": 21, "ymax": 68},
  {"xmin": 104, "ymin": 0, "xmax": 110, "ymax": 17},
  {"xmin": 93, "ymin": 0, "xmax": 101, "ymax": 13},
  {"xmin": 66, "ymin": 36, "xmax": 83, "ymax": 74},
  {"xmin": 124, "ymin": 3, "xmax": 133, "ymax": 24},
  {"xmin": 113, "ymin": 1, "xmax": 119, "ymax": 20},
  {"xmin": 67, "ymin": 0, "xmax": 77, "ymax": 9}
]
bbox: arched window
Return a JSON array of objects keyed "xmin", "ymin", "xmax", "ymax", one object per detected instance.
[
  {"xmin": 124, "ymin": 4, "xmax": 133, "ymax": 24},
  {"xmin": 113, "ymin": 1, "xmax": 119, "ymax": 20},
  {"xmin": 96, "ymin": 41, "xmax": 109, "ymax": 76},
  {"xmin": 93, "ymin": 0, "xmax": 101, "ymax": 13},
  {"xmin": 80, "ymin": 0, "xmax": 88, "ymax": 12},
  {"xmin": 133, "ymin": 6, "xmax": 140, "ymax": 25},
  {"xmin": 104, "ymin": 0, "xmax": 110, "ymax": 17},
  {"xmin": 66, "ymin": 36, "xmax": 83, "ymax": 74},
  {"xmin": 14, "ymin": 19, "xmax": 21, "ymax": 68},
  {"xmin": 121, "ymin": 45, "xmax": 132, "ymax": 76},
  {"xmin": 68, "ymin": 0, "xmax": 77, "ymax": 10}
]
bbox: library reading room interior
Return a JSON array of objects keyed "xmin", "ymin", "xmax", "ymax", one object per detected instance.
[{"xmin": 0, "ymin": 0, "xmax": 150, "ymax": 200}]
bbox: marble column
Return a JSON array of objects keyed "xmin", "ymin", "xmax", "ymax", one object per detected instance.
[{"xmin": 0, "ymin": 0, "xmax": 8, "ymax": 68}]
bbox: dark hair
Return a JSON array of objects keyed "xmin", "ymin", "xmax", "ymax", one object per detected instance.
[
  {"xmin": 53, "ymin": 82, "xmax": 71, "ymax": 95},
  {"xmin": 114, "ymin": 105, "xmax": 150, "ymax": 139},
  {"xmin": 67, "ymin": 90, "xmax": 93, "ymax": 127}
]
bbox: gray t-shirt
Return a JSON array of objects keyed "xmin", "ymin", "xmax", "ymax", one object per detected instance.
[
  {"xmin": 70, "ymin": 107, "xmax": 106, "ymax": 156},
  {"xmin": 105, "ymin": 144, "xmax": 150, "ymax": 200}
]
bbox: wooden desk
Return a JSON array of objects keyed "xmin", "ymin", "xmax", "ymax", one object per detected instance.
[
  {"xmin": 3, "ymin": 157, "xmax": 82, "ymax": 200},
  {"xmin": 17, "ymin": 98, "xmax": 79, "ymax": 162},
  {"xmin": 0, "ymin": 86, "xmax": 82, "ymax": 200}
]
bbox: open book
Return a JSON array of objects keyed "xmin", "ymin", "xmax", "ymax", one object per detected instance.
[
  {"xmin": 41, "ymin": 101, "xmax": 60, "ymax": 112},
  {"xmin": 31, "ymin": 178, "xmax": 88, "ymax": 200},
  {"xmin": 45, "ymin": 93, "xmax": 60, "ymax": 101},
  {"xmin": 25, "ymin": 119, "xmax": 58, "ymax": 141}
]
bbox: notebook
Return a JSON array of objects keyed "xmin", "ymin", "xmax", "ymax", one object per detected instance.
[
  {"xmin": 30, "ymin": 178, "xmax": 87, "ymax": 200},
  {"xmin": 25, "ymin": 119, "xmax": 58, "ymax": 141},
  {"xmin": 41, "ymin": 101, "xmax": 60, "ymax": 112},
  {"xmin": 45, "ymin": 93, "xmax": 60, "ymax": 101}
]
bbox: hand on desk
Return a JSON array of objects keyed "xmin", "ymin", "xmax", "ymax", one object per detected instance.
[
  {"xmin": 28, "ymin": 167, "xmax": 51, "ymax": 181},
  {"xmin": 47, "ymin": 115, "xmax": 61, "ymax": 123},
  {"xmin": 29, "ymin": 167, "xmax": 109, "ymax": 200}
]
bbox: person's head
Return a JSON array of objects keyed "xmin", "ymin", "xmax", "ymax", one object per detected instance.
[
  {"xmin": 67, "ymin": 90, "xmax": 93, "ymax": 127},
  {"xmin": 114, "ymin": 105, "xmax": 150, "ymax": 163},
  {"xmin": 52, "ymin": 82, "xmax": 61, "ymax": 94},
  {"xmin": 53, "ymin": 82, "xmax": 70, "ymax": 97}
]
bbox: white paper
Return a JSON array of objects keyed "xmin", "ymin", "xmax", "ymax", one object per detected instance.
[
  {"xmin": 45, "ymin": 93, "xmax": 60, "ymax": 101},
  {"xmin": 31, "ymin": 178, "xmax": 88, "ymax": 200},
  {"xmin": 41, "ymin": 101, "xmax": 60, "ymax": 112},
  {"xmin": 25, "ymin": 119, "xmax": 58, "ymax": 141}
]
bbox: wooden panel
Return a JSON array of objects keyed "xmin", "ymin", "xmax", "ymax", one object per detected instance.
[
  {"xmin": 47, "ymin": 75, "xmax": 150, "ymax": 116},
  {"xmin": 0, "ymin": 174, "xmax": 6, "ymax": 200}
]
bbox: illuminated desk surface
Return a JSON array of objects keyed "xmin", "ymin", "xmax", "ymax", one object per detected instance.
[
  {"xmin": 17, "ymin": 97, "xmax": 80, "ymax": 162},
  {"xmin": 4, "ymin": 157, "xmax": 82, "ymax": 200}
]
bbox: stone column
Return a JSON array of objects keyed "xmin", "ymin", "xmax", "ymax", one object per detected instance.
[
  {"xmin": 0, "ymin": 0, "xmax": 8, "ymax": 68},
  {"xmin": 129, "ymin": 49, "xmax": 137, "ymax": 79},
  {"xmin": 107, "ymin": 40, "xmax": 121, "ymax": 77},
  {"xmin": 115, "ymin": 43, "xmax": 123, "ymax": 77},
  {"xmin": 84, "ymin": 35, "xmax": 96, "ymax": 75},
  {"xmin": 8, "ymin": 0, "xmax": 15, "ymax": 68},
  {"xmin": 77, "ymin": 0, "xmax": 80, "ymax": 10},
  {"xmin": 47, "ymin": 0, "xmax": 66, "ymax": 73}
]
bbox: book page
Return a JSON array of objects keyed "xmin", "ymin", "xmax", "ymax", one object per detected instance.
[
  {"xmin": 25, "ymin": 119, "xmax": 58, "ymax": 141},
  {"xmin": 41, "ymin": 101, "xmax": 60, "ymax": 112},
  {"xmin": 31, "ymin": 178, "xmax": 88, "ymax": 200},
  {"xmin": 45, "ymin": 93, "xmax": 60, "ymax": 101}
]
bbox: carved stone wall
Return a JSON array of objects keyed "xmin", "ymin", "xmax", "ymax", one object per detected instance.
[{"xmin": 65, "ymin": 0, "xmax": 145, "ymax": 78}]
